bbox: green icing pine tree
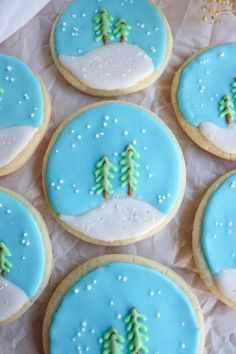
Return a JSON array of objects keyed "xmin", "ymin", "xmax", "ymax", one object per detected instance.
[
  {"xmin": 102, "ymin": 327, "xmax": 124, "ymax": 354},
  {"xmin": 120, "ymin": 144, "xmax": 140, "ymax": 197},
  {"xmin": 0, "ymin": 241, "xmax": 12, "ymax": 277},
  {"xmin": 114, "ymin": 18, "xmax": 131, "ymax": 43},
  {"xmin": 0, "ymin": 87, "xmax": 4, "ymax": 103},
  {"xmin": 95, "ymin": 156, "xmax": 117, "ymax": 199},
  {"xmin": 124, "ymin": 308, "xmax": 149, "ymax": 354},
  {"xmin": 232, "ymin": 78, "xmax": 236, "ymax": 105},
  {"xmin": 219, "ymin": 94, "xmax": 235, "ymax": 125},
  {"xmin": 93, "ymin": 8, "xmax": 114, "ymax": 45}
]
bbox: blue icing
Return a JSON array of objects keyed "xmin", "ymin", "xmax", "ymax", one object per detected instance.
[
  {"xmin": 0, "ymin": 191, "xmax": 46, "ymax": 298},
  {"xmin": 177, "ymin": 43, "xmax": 236, "ymax": 128},
  {"xmin": 54, "ymin": 0, "xmax": 168, "ymax": 69},
  {"xmin": 45, "ymin": 103, "xmax": 184, "ymax": 216},
  {"xmin": 0, "ymin": 55, "xmax": 44, "ymax": 129},
  {"xmin": 50, "ymin": 262, "xmax": 201, "ymax": 354},
  {"xmin": 201, "ymin": 173, "xmax": 236, "ymax": 274}
]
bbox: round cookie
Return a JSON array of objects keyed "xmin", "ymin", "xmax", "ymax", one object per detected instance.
[
  {"xmin": 193, "ymin": 170, "xmax": 236, "ymax": 309},
  {"xmin": 0, "ymin": 54, "xmax": 51, "ymax": 176},
  {"xmin": 0, "ymin": 187, "xmax": 52, "ymax": 325},
  {"xmin": 172, "ymin": 42, "xmax": 236, "ymax": 160},
  {"xmin": 43, "ymin": 254, "xmax": 205, "ymax": 354},
  {"xmin": 51, "ymin": 0, "xmax": 172, "ymax": 97},
  {"xmin": 43, "ymin": 101, "xmax": 186, "ymax": 246}
]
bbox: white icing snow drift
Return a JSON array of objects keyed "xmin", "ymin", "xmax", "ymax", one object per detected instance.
[
  {"xmin": 60, "ymin": 196, "xmax": 165, "ymax": 242},
  {"xmin": 214, "ymin": 269, "xmax": 236, "ymax": 303},
  {"xmin": 59, "ymin": 43, "xmax": 154, "ymax": 90},
  {"xmin": 0, "ymin": 277, "xmax": 29, "ymax": 321},
  {"xmin": 199, "ymin": 122, "xmax": 236, "ymax": 154},
  {"xmin": 0, "ymin": 125, "xmax": 38, "ymax": 167}
]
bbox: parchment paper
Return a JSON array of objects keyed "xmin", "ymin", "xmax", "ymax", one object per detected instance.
[{"xmin": 1, "ymin": 1, "xmax": 236, "ymax": 353}]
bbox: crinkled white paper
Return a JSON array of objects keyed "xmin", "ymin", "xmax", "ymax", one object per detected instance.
[
  {"xmin": 1, "ymin": 0, "xmax": 236, "ymax": 353},
  {"xmin": 0, "ymin": 0, "xmax": 51, "ymax": 44}
]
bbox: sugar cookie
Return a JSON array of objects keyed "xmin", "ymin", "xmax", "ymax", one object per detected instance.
[
  {"xmin": 43, "ymin": 255, "xmax": 204, "ymax": 354},
  {"xmin": 51, "ymin": 0, "xmax": 172, "ymax": 96},
  {"xmin": 0, "ymin": 187, "xmax": 52, "ymax": 325},
  {"xmin": 43, "ymin": 101, "xmax": 185, "ymax": 245}
]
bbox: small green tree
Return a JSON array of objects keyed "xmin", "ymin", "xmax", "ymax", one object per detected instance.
[
  {"xmin": 93, "ymin": 8, "xmax": 114, "ymax": 45},
  {"xmin": 95, "ymin": 156, "xmax": 117, "ymax": 199},
  {"xmin": 114, "ymin": 18, "xmax": 131, "ymax": 43},
  {"xmin": 120, "ymin": 145, "xmax": 140, "ymax": 197},
  {"xmin": 0, "ymin": 87, "xmax": 4, "ymax": 102},
  {"xmin": 232, "ymin": 78, "xmax": 236, "ymax": 105},
  {"xmin": 102, "ymin": 327, "xmax": 124, "ymax": 354},
  {"xmin": 219, "ymin": 95, "xmax": 235, "ymax": 125},
  {"xmin": 124, "ymin": 308, "xmax": 149, "ymax": 354},
  {"xmin": 0, "ymin": 241, "xmax": 12, "ymax": 277}
]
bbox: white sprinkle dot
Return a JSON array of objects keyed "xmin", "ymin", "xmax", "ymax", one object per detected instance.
[
  {"xmin": 74, "ymin": 288, "xmax": 79, "ymax": 294},
  {"xmin": 150, "ymin": 291, "xmax": 155, "ymax": 296},
  {"xmin": 86, "ymin": 285, "xmax": 92, "ymax": 291},
  {"xmin": 156, "ymin": 312, "xmax": 161, "ymax": 318},
  {"xmin": 123, "ymin": 130, "xmax": 128, "ymax": 136},
  {"xmin": 87, "ymin": 124, "xmax": 91, "ymax": 129},
  {"xmin": 82, "ymin": 321, "xmax": 87, "ymax": 327},
  {"xmin": 116, "ymin": 313, "xmax": 122, "ymax": 319}
]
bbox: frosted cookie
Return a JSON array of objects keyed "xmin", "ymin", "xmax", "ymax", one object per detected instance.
[
  {"xmin": 50, "ymin": 0, "xmax": 172, "ymax": 96},
  {"xmin": 0, "ymin": 54, "xmax": 51, "ymax": 176},
  {"xmin": 193, "ymin": 170, "xmax": 236, "ymax": 309},
  {"xmin": 172, "ymin": 43, "xmax": 236, "ymax": 160},
  {"xmin": 43, "ymin": 254, "xmax": 205, "ymax": 354},
  {"xmin": 43, "ymin": 101, "xmax": 186, "ymax": 246},
  {"xmin": 0, "ymin": 187, "xmax": 52, "ymax": 325}
]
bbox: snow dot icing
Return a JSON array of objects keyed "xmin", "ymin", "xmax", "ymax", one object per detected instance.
[
  {"xmin": 0, "ymin": 190, "xmax": 47, "ymax": 323},
  {"xmin": 49, "ymin": 261, "xmax": 202, "ymax": 354},
  {"xmin": 44, "ymin": 102, "xmax": 185, "ymax": 244},
  {"xmin": 53, "ymin": 0, "xmax": 170, "ymax": 91},
  {"xmin": 201, "ymin": 172, "xmax": 236, "ymax": 303},
  {"xmin": 177, "ymin": 43, "xmax": 236, "ymax": 154},
  {"xmin": 0, "ymin": 55, "xmax": 44, "ymax": 168}
]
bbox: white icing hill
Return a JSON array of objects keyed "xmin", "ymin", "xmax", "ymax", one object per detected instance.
[
  {"xmin": 214, "ymin": 269, "xmax": 236, "ymax": 303},
  {"xmin": 0, "ymin": 125, "xmax": 38, "ymax": 167},
  {"xmin": 60, "ymin": 196, "xmax": 165, "ymax": 242},
  {"xmin": 59, "ymin": 43, "xmax": 154, "ymax": 90},
  {"xmin": 199, "ymin": 122, "xmax": 236, "ymax": 154},
  {"xmin": 0, "ymin": 277, "xmax": 29, "ymax": 321}
]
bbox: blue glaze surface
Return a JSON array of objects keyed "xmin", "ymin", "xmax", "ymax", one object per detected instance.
[
  {"xmin": 50, "ymin": 262, "xmax": 201, "ymax": 354},
  {"xmin": 0, "ymin": 55, "xmax": 44, "ymax": 129},
  {"xmin": 201, "ymin": 173, "xmax": 236, "ymax": 274},
  {"xmin": 0, "ymin": 191, "xmax": 45, "ymax": 298},
  {"xmin": 45, "ymin": 103, "xmax": 184, "ymax": 216},
  {"xmin": 177, "ymin": 43, "xmax": 236, "ymax": 128},
  {"xmin": 54, "ymin": 0, "xmax": 168, "ymax": 69}
]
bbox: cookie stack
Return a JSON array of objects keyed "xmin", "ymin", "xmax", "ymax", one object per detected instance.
[{"xmin": 1, "ymin": 0, "xmax": 235, "ymax": 353}]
